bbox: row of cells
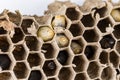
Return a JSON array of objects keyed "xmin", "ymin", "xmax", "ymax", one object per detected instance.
[
  {"xmin": 0, "ymin": 45, "xmax": 119, "ymax": 79},
  {"xmin": 0, "ymin": 33, "xmax": 119, "ymax": 66},
  {"xmin": 0, "ymin": 25, "xmax": 118, "ymax": 53},
  {"xmin": 0, "ymin": 30, "xmax": 119, "ymax": 60},
  {"xmin": 0, "ymin": 59, "xmax": 119, "ymax": 80},
  {"xmin": 0, "ymin": 8, "xmax": 120, "ymax": 52}
]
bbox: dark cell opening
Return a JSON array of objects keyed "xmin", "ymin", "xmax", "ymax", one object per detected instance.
[
  {"xmin": 81, "ymin": 14, "xmax": 95, "ymax": 27},
  {"xmin": 43, "ymin": 60, "xmax": 56, "ymax": 76},
  {"xmin": 0, "ymin": 54, "xmax": 11, "ymax": 70},
  {"xmin": 100, "ymin": 35, "xmax": 115, "ymax": 49},
  {"xmin": 11, "ymin": 28, "xmax": 24, "ymax": 43},
  {"xmin": 66, "ymin": 7, "xmax": 80, "ymax": 20},
  {"xmin": 57, "ymin": 50, "xmax": 69, "ymax": 65},
  {"xmin": 28, "ymin": 70, "xmax": 42, "ymax": 80}
]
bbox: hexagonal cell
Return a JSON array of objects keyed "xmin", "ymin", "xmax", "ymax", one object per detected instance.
[
  {"xmin": 0, "ymin": 36, "xmax": 10, "ymax": 52},
  {"xmin": 66, "ymin": 7, "xmax": 80, "ymax": 21},
  {"xmin": 111, "ymin": 8, "xmax": 120, "ymax": 22},
  {"xmin": 72, "ymin": 55, "xmax": 87, "ymax": 72},
  {"xmin": 11, "ymin": 27, "xmax": 24, "ymax": 43},
  {"xmin": 70, "ymin": 38, "xmax": 84, "ymax": 54},
  {"xmin": 51, "ymin": 15, "xmax": 67, "ymax": 29},
  {"xmin": 69, "ymin": 22, "xmax": 83, "ymax": 37},
  {"xmin": 25, "ymin": 36, "xmax": 40, "ymax": 51},
  {"xmin": 21, "ymin": 19, "xmax": 34, "ymax": 34},
  {"xmin": 101, "ymin": 67, "xmax": 115, "ymax": 80},
  {"xmin": 113, "ymin": 24, "xmax": 120, "ymax": 39},
  {"xmin": 84, "ymin": 45, "xmax": 98, "ymax": 60},
  {"xmin": 0, "ymin": 27, "xmax": 7, "ymax": 34},
  {"xmin": 100, "ymin": 35, "xmax": 115, "ymax": 49},
  {"xmin": 110, "ymin": 51, "xmax": 119, "ymax": 68},
  {"xmin": 27, "ymin": 53, "xmax": 41, "ymax": 68},
  {"xmin": 99, "ymin": 51, "xmax": 109, "ymax": 64},
  {"xmin": 58, "ymin": 67, "xmax": 73, "ymax": 80},
  {"xmin": 81, "ymin": 14, "xmax": 95, "ymax": 27},
  {"xmin": 93, "ymin": 7, "xmax": 108, "ymax": 18},
  {"xmin": 28, "ymin": 70, "xmax": 42, "ymax": 80},
  {"xmin": 57, "ymin": 50, "xmax": 70, "ymax": 65},
  {"xmin": 43, "ymin": 60, "xmax": 57, "ymax": 77},
  {"xmin": 7, "ymin": 12, "xmax": 21, "ymax": 26},
  {"xmin": 37, "ymin": 26, "xmax": 55, "ymax": 42},
  {"xmin": 0, "ymin": 54, "xmax": 11, "ymax": 70},
  {"xmin": 13, "ymin": 62, "xmax": 29, "ymax": 79},
  {"xmin": 87, "ymin": 61, "xmax": 101, "ymax": 79},
  {"xmin": 74, "ymin": 73, "xmax": 88, "ymax": 80},
  {"xmin": 12, "ymin": 44, "xmax": 26, "ymax": 61},
  {"xmin": 83, "ymin": 29, "xmax": 99, "ymax": 42},
  {"xmin": 41, "ymin": 43, "xmax": 56, "ymax": 59},
  {"xmin": 56, "ymin": 33, "xmax": 69, "ymax": 48},
  {"xmin": 116, "ymin": 41, "xmax": 120, "ymax": 54},
  {"xmin": 97, "ymin": 17, "xmax": 112, "ymax": 33},
  {"xmin": 0, "ymin": 72, "xmax": 12, "ymax": 80}
]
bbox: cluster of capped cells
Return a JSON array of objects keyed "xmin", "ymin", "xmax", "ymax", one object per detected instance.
[{"xmin": 0, "ymin": 0, "xmax": 119, "ymax": 80}]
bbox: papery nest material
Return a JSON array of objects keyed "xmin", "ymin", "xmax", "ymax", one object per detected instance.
[{"xmin": 0, "ymin": 10, "xmax": 17, "ymax": 37}]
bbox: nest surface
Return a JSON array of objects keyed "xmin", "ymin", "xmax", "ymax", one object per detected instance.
[{"xmin": 0, "ymin": 0, "xmax": 119, "ymax": 80}]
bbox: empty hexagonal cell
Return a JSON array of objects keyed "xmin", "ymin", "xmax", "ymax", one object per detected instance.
[
  {"xmin": 100, "ymin": 35, "xmax": 115, "ymax": 49},
  {"xmin": 57, "ymin": 50, "xmax": 71, "ymax": 65},
  {"xmin": 72, "ymin": 55, "xmax": 87, "ymax": 72},
  {"xmin": 0, "ymin": 54, "xmax": 11, "ymax": 70},
  {"xmin": 7, "ymin": 12, "xmax": 21, "ymax": 26},
  {"xmin": 41, "ymin": 43, "xmax": 56, "ymax": 59},
  {"xmin": 56, "ymin": 33, "xmax": 69, "ymax": 48},
  {"xmin": 66, "ymin": 7, "xmax": 80, "ymax": 21},
  {"xmin": 113, "ymin": 24, "xmax": 120, "ymax": 39},
  {"xmin": 97, "ymin": 17, "xmax": 112, "ymax": 33},
  {"xmin": 74, "ymin": 73, "xmax": 88, "ymax": 80},
  {"xmin": 69, "ymin": 22, "xmax": 83, "ymax": 37},
  {"xmin": 0, "ymin": 72, "xmax": 12, "ymax": 80},
  {"xmin": 84, "ymin": 45, "xmax": 98, "ymax": 60},
  {"xmin": 28, "ymin": 70, "xmax": 42, "ymax": 80},
  {"xmin": 58, "ymin": 67, "xmax": 73, "ymax": 80},
  {"xmin": 13, "ymin": 62, "xmax": 29, "ymax": 79},
  {"xmin": 111, "ymin": 8, "xmax": 120, "ymax": 22},
  {"xmin": 25, "ymin": 36, "xmax": 40, "ymax": 51},
  {"xmin": 101, "ymin": 67, "xmax": 115, "ymax": 80},
  {"xmin": 110, "ymin": 51, "xmax": 119, "ymax": 68},
  {"xmin": 0, "ymin": 36, "xmax": 10, "ymax": 52},
  {"xmin": 11, "ymin": 27, "xmax": 24, "ymax": 43},
  {"xmin": 87, "ymin": 61, "xmax": 101, "ymax": 79},
  {"xmin": 81, "ymin": 14, "xmax": 95, "ymax": 27},
  {"xmin": 93, "ymin": 7, "xmax": 108, "ymax": 18},
  {"xmin": 116, "ymin": 41, "xmax": 120, "ymax": 54},
  {"xmin": 12, "ymin": 44, "xmax": 26, "ymax": 60},
  {"xmin": 21, "ymin": 19, "xmax": 34, "ymax": 34},
  {"xmin": 43, "ymin": 60, "xmax": 57, "ymax": 77},
  {"xmin": 99, "ymin": 51, "xmax": 109, "ymax": 64},
  {"xmin": 71, "ymin": 38, "xmax": 84, "ymax": 54},
  {"xmin": 0, "ymin": 27, "xmax": 7, "ymax": 34},
  {"xmin": 83, "ymin": 29, "xmax": 99, "ymax": 42},
  {"xmin": 27, "ymin": 53, "xmax": 42, "ymax": 68}
]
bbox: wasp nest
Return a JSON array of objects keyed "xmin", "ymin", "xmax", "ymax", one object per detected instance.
[{"xmin": 0, "ymin": 0, "xmax": 119, "ymax": 80}]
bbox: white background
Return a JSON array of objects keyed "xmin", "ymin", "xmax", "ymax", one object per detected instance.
[{"xmin": 0, "ymin": 0, "xmax": 118, "ymax": 16}]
